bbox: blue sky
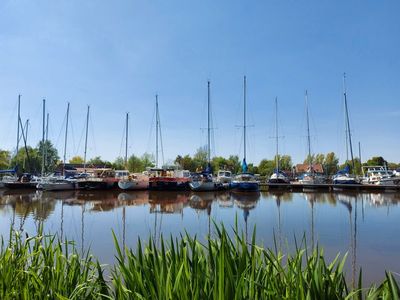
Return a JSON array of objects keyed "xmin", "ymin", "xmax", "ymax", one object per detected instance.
[{"xmin": 0, "ymin": 0, "xmax": 399, "ymax": 165}]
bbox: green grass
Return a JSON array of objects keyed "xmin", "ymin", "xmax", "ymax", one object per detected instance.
[{"xmin": 0, "ymin": 224, "xmax": 398, "ymax": 299}]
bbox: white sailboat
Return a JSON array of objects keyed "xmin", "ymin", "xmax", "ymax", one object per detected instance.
[
  {"xmin": 118, "ymin": 112, "xmax": 149, "ymax": 190},
  {"xmin": 269, "ymin": 97, "xmax": 290, "ymax": 184},
  {"xmin": 298, "ymin": 91, "xmax": 325, "ymax": 186},
  {"xmin": 231, "ymin": 76, "xmax": 259, "ymax": 192},
  {"xmin": 333, "ymin": 74, "xmax": 359, "ymax": 185},
  {"xmin": 190, "ymin": 81, "xmax": 223, "ymax": 191}
]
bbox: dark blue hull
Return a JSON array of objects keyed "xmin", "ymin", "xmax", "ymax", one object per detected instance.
[{"xmin": 231, "ymin": 182, "xmax": 259, "ymax": 192}]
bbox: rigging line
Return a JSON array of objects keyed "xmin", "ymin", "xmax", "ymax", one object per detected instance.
[
  {"xmin": 158, "ymin": 113, "xmax": 165, "ymax": 167},
  {"xmin": 55, "ymin": 112, "xmax": 67, "ymax": 152},
  {"xmin": 76, "ymin": 116, "xmax": 86, "ymax": 158},
  {"xmin": 146, "ymin": 104, "xmax": 156, "ymax": 155},
  {"xmin": 69, "ymin": 109, "xmax": 77, "ymax": 158},
  {"xmin": 89, "ymin": 112, "xmax": 97, "ymax": 156},
  {"xmin": 118, "ymin": 118, "xmax": 126, "ymax": 159}
]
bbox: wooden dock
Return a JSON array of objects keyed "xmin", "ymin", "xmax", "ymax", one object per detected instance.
[{"xmin": 259, "ymin": 183, "xmax": 400, "ymax": 192}]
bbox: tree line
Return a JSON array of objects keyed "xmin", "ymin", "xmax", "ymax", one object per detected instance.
[{"xmin": 0, "ymin": 144, "xmax": 399, "ymax": 176}]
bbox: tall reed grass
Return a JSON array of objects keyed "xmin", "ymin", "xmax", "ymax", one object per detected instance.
[{"xmin": 0, "ymin": 224, "xmax": 398, "ymax": 299}]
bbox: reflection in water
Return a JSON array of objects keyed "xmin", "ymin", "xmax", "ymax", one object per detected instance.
[
  {"xmin": 231, "ymin": 192, "xmax": 260, "ymax": 242},
  {"xmin": 0, "ymin": 190, "xmax": 399, "ymax": 285}
]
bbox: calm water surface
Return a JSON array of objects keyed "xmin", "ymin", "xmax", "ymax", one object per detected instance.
[{"xmin": 1, "ymin": 189, "xmax": 399, "ymax": 285}]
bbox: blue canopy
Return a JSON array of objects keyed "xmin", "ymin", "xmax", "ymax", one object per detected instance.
[
  {"xmin": 273, "ymin": 168, "xmax": 287, "ymax": 176},
  {"xmin": 336, "ymin": 165, "xmax": 350, "ymax": 175},
  {"xmin": 203, "ymin": 163, "xmax": 213, "ymax": 175},
  {"xmin": 241, "ymin": 158, "xmax": 248, "ymax": 173}
]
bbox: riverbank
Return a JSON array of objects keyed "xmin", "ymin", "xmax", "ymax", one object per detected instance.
[{"xmin": 1, "ymin": 225, "xmax": 399, "ymax": 299}]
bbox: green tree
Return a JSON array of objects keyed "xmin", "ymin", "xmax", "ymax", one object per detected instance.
[
  {"xmin": 0, "ymin": 150, "xmax": 11, "ymax": 169},
  {"xmin": 37, "ymin": 141, "xmax": 60, "ymax": 173},
  {"xmin": 127, "ymin": 155, "xmax": 144, "ymax": 172},
  {"xmin": 366, "ymin": 156, "xmax": 386, "ymax": 166},
  {"xmin": 226, "ymin": 155, "xmax": 241, "ymax": 173},
  {"xmin": 87, "ymin": 156, "xmax": 112, "ymax": 167},
  {"xmin": 258, "ymin": 159, "xmax": 275, "ymax": 176},
  {"xmin": 339, "ymin": 158, "xmax": 362, "ymax": 176},
  {"xmin": 193, "ymin": 146, "xmax": 208, "ymax": 170},
  {"xmin": 113, "ymin": 156, "xmax": 126, "ymax": 170},
  {"xmin": 276, "ymin": 155, "xmax": 293, "ymax": 171},
  {"xmin": 323, "ymin": 152, "xmax": 339, "ymax": 175},
  {"xmin": 211, "ymin": 156, "xmax": 228, "ymax": 172},
  {"xmin": 69, "ymin": 156, "xmax": 84, "ymax": 164},
  {"xmin": 141, "ymin": 153, "xmax": 154, "ymax": 169},
  {"xmin": 10, "ymin": 147, "xmax": 41, "ymax": 174}
]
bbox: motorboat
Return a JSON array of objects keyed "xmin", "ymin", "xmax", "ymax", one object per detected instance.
[
  {"xmin": 333, "ymin": 165, "xmax": 359, "ymax": 184},
  {"xmin": 361, "ymin": 166, "xmax": 400, "ymax": 185},
  {"xmin": 269, "ymin": 169, "xmax": 290, "ymax": 184},
  {"xmin": 148, "ymin": 168, "xmax": 191, "ymax": 191}
]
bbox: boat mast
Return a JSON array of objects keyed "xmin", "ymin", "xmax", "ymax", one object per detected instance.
[
  {"xmin": 41, "ymin": 99, "xmax": 46, "ymax": 176},
  {"xmin": 16, "ymin": 95, "xmax": 21, "ymax": 154},
  {"xmin": 63, "ymin": 103, "xmax": 70, "ymax": 175},
  {"xmin": 25, "ymin": 119, "xmax": 29, "ymax": 145},
  {"xmin": 83, "ymin": 105, "xmax": 90, "ymax": 172},
  {"xmin": 125, "ymin": 112, "xmax": 129, "ymax": 168},
  {"xmin": 207, "ymin": 81, "xmax": 211, "ymax": 164},
  {"xmin": 343, "ymin": 73, "xmax": 355, "ymax": 172},
  {"xmin": 155, "ymin": 95, "xmax": 159, "ymax": 168},
  {"xmin": 305, "ymin": 90, "xmax": 312, "ymax": 171},
  {"xmin": 243, "ymin": 76, "xmax": 247, "ymax": 161},
  {"xmin": 45, "ymin": 112, "xmax": 49, "ymax": 169},
  {"xmin": 275, "ymin": 97, "xmax": 279, "ymax": 172}
]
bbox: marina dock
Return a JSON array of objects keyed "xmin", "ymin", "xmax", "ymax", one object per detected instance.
[{"xmin": 260, "ymin": 182, "xmax": 400, "ymax": 192}]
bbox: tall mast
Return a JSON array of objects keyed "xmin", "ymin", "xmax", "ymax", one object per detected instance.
[
  {"xmin": 155, "ymin": 95, "xmax": 159, "ymax": 168},
  {"xmin": 275, "ymin": 97, "xmax": 279, "ymax": 172},
  {"xmin": 358, "ymin": 141, "xmax": 363, "ymax": 176},
  {"xmin": 305, "ymin": 91, "xmax": 312, "ymax": 169},
  {"xmin": 63, "ymin": 103, "xmax": 70, "ymax": 174},
  {"xmin": 83, "ymin": 105, "xmax": 90, "ymax": 171},
  {"xmin": 46, "ymin": 113, "xmax": 49, "ymax": 141},
  {"xmin": 41, "ymin": 99, "xmax": 46, "ymax": 176},
  {"xmin": 243, "ymin": 76, "xmax": 247, "ymax": 161},
  {"xmin": 207, "ymin": 81, "xmax": 211, "ymax": 164},
  {"xmin": 343, "ymin": 73, "xmax": 355, "ymax": 172},
  {"xmin": 125, "ymin": 112, "xmax": 129, "ymax": 168},
  {"xmin": 16, "ymin": 95, "xmax": 21, "ymax": 154}
]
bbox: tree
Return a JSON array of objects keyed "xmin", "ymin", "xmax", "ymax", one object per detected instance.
[
  {"xmin": 87, "ymin": 156, "xmax": 112, "ymax": 167},
  {"xmin": 0, "ymin": 150, "xmax": 11, "ymax": 169},
  {"xmin": 37, "ymin": 140, "xmax": 60, "ymax": 173},
  {"xmin": 258, "ymin": 159, "xmax": 275, "ymax": 176},
  {"xmin": 211, "ymin": 156, "xmax": 228, "ymax": 172},
  {"xmin": 193, "ymin": 146, "xmax": 208, "ymax": 170},
  {"xmin": 339, "ymin": 158, "xmax": 362, "ymax": 175},
  {"xmin": 113, "ymin": 156, "xmax": 125, "ymax": 170},
  {"xmin": 276, "ymin": 155, "xmax": 293, "ymax": 171},
  {"xmin": 10, "ymin": 147, "xmax": 41, "ymax": 174},
  {"xmin": 366, "ymin": 156, "xmax": 386, "ymax": 166},
  {"xmin": 226, "ymin": 155, "xmax": 241, "ymax": 173},
  {"xmin": 127, "ymin": 155, "xmax": 144, "ymax": 172},
  {"xmin": 69, "ymin": 156, "xmax": 84, "ymax": 164},
  {"xmin": 141, "ymin": 153, "xmax": 154, "ymax": 169},
  {"xmin": 324, "ymin": 152, "xmax": 339, "ymax": 175}
]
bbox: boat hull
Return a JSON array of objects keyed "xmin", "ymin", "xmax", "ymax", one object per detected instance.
[
  {"xmin": 189, "ymin": 180, "xmax": 224, "ymax": 191},
  {"xmin": 4, "ymin": 182, "xmax": 37, "ymax": 189},
  {"xmin": 39, "ymin": 182, "xmax": 76, "ymax": 191},
  {"xmin": 231, "ymin": 181, "xmax": 259, "ymax": 192},
  {"xmin": 118, "ymin": 180, "xmax": 149, "ymax": 190},
  {"xmin": 77, "ymin": 180, "xmax": 117, "ymax": 190},
  {"xmin": 149, "ymin": 179, "xmax": 190, "ymax": 191}
]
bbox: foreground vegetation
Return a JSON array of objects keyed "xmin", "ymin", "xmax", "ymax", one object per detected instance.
[{"xmin": 1, "ymin": 225, "xmax": 399, "ymax": 299}]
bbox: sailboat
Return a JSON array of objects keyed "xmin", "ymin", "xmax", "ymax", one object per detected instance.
[
  {"xmin": 333, "ymin": 74, "xmax": 359, "ymax": 185},
  {"xmin": 118, "ymin": 113, "xmax": 149, "ymax": 190},
  {"xmin": 190, "ymin": 81, "xmax": 223, "ymax": 191},
  {"xmin": 148, "ymin": 95, "xmax": 191, "ymax": 191},
  {"xmin": 298, "ymin": 91, "xmax": 325, "ymax": 186},
  {"xmin": 231, "ymin": 76, "xmax": 259, "ymax": 192},
  {"xmin": 269, "ymin": 97, "xmax": 290, "ymax": 184},
  {"xmin": 38, "ymin": 103, "xmax": 77, "ymax": 191}
]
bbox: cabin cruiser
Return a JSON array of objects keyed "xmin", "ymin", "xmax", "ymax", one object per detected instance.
[
  {"xmin": 148, "ymin": 168, "xmax": 191, "ymax": 191},
  {"xmin": 0, "ymin": 167, "xmax": 18, "ymax": 188},
  {"xmin": 118, "ymin": 172, "xmax": 149, "ymax": 190},
  {"xmin": 333, "ymin": 165, "xmax": 359, "ymax": 185},
  {"xmin": 77, "ymin": 168, "xmax": 123, "ymax": 190},
  {"xmin": 37, "ymin": 176, "xmax": 77, "ymax": 191},
  {"xmin": 269, "ymin": 169, "xmax": 290, "ymax": 184},
  {"xmin": 216, "ymin": 170, "xmax": 233, "ymax": 184},
  {"xmin": 361, "ymin": 166, "xmax": 399, "ymax": 185},
  {"xmin": 189, "ymin": 164, "xmax": 225, "ymax": 192}
]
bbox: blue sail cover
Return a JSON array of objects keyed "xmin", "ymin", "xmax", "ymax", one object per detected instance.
[
  {"xmin": 336, "ymin": 165, "xmax": 350, "ymax": 175},
  {"xmin": 241, "ymin": 158, "xmax": 248, "ymax": 173},
  {"xmin": 203, "ymin": 163, "xmax": 213, "ymax": 175},
  {"xmin": 273, "ymin": 168, "xmax": 287, "ymax": 176}
]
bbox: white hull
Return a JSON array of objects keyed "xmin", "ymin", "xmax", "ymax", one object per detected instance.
[
  {"xmin": 118, "ymin": 179, "xmax": 148, "ymax": 190},
  {"xmin": 38, "ymin": 182, "xmax": 76, "ymax": 191},
  {"xmin": 189, "ymin": 180, "xmax": 222, "ymax": 191}
]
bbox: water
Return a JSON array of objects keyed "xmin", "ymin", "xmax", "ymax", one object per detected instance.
[{"xmin": 1, "ymin": 189, "xmax": 400, "ymax": 286}]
